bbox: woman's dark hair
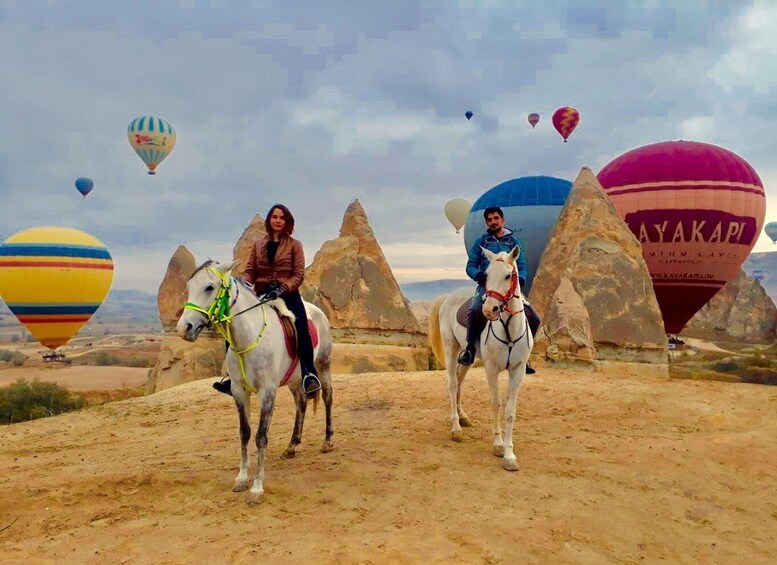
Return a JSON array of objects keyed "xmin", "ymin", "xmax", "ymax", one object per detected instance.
[{"xmin": 264, "ymin": 204, "xmax": 295, "ymax": 236}]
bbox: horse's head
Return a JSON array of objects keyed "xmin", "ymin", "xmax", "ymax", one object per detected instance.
[
  {"xmin": 176, "ymin": 259, "xmax": 240, "ymax": 341},
  {"xmin": 481, "ymin": 245, "xmax": 522, "ymax": 321}
]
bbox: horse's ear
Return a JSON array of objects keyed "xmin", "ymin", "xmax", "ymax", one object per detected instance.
[
  {"xmin": 508, "ymin": 245, "xmax": 520, "ymax": 263},
  {"xmin": 482, "ymin": 247, "xmax": 497, "ymax": 263},
  {"xmin": 216, "ymin": 260, "xmax": 240, "ymax": 275}
]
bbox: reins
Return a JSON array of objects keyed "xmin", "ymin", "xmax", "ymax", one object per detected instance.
[
  {"xmin": 184, "ymin": 266, "xmax": 272, "ymax": 395},
  {"xmin": 483, "ymin": 265, "xmax": 529, "ymax": 370}
]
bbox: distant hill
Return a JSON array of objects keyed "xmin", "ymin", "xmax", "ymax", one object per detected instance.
[
  {"xmin": 743, "ymin": 251, "xmax": 777, "ymax": 304},
  {"xmin": 400, "ymin": 279, "xmax": 472, "ymax": 301}
]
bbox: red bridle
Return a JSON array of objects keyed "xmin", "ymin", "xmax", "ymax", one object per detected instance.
[{"xmin": 484, "ymin": 268, "xmax": 522, "ymax": 314}]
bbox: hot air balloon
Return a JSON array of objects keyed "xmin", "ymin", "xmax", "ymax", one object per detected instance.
[
  {"xmin": 444, "ymin": 198, "xmax": 471, "ymax": 233},
  {"xmin": 527, "ymin": 113, "xmax": 540, "ymax": 129},
  {"xmin": 752, "ymin": 269, "xmax": 765, "ymax": 282},
  {"xmin": 127, "ymin": 116, "xmax": 176, "ymax": 175},
  {"xmin": 551, "ymin": 106, "xmax": 580, "ymax": 142},
  {"xmin": 598, "ymin": 140, "xmax": 766, "ymax": 335},
  {"xmin": 0, "ymin": 227, "xmax": 114, "ymax": 350},
  {"xmin": 465, "ymin": 111, "xmax": 473, "ymax": 121},
  {"xmin": 74, "ymin": 177, "xmax": 93, "ymax": 198},
  {"xmin": 765, "ymin": 221, "xmax": 777, "ymax": 243},
  {"xmin": 463, "ymin": 176, "xmax": 572, "ymax": 295}
]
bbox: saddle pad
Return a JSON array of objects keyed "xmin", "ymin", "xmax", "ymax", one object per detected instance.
[
  {"xmin": 456, "ymin": 297, "xmax": 474, "ymax": 328},
  {"xmin": 276, "ymin": 308, "xmax": 319, "ymax": 387}
]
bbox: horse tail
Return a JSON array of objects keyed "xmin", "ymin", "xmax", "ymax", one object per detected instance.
[{"xmin": 428, "ymin": 294, "xmax": 447, "ymax": 368}]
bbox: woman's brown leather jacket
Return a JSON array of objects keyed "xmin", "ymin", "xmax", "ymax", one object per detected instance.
[{"xmin": 242, "ymin": 235, "xmax": 305, "ymax": 294}]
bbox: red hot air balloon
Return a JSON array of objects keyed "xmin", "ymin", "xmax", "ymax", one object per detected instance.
[
  {"xmin": 551, "ymin": 106, "xmax": 580, "ymax": 142},
  {"xmin": 598, "ymin": 140, "xmax": 766, "ymax": 335},
  {"xmin": 527, "ymin": 113, "xmax": 540, "ymax": 129}
]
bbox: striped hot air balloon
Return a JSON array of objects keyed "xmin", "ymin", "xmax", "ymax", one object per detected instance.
[
  {"xmin": 127, "ymin": 116, "xmax": 177, "ymax": 175},
  {"xmin": 598, "ymin": 140, "xmax": 766, "ymax": 335},
  {"xmin": 0, "ymin": 227, "xmax": 114, "ymax": 350},
  {"xmin": 551, "ymin": 106, "xmax": 580, "ymax": 142}
]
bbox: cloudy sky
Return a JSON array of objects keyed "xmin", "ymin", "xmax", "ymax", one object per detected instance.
[{"xmin": 1, "ymin": 0, "xmax": 776, "ymax": 293}]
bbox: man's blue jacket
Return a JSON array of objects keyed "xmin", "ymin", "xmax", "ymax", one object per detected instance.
[{"xmin": 465, "ymin": 227, "xmax": 528, "ymax": 284}]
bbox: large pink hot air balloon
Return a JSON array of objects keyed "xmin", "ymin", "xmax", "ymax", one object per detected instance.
[
  {"xmin": 551, "ymin": 106, "xmax": 580, "ymax": 142},
  {"xmin": 598, "ymin": 140, "xmax": 766, "ymax": 335}
]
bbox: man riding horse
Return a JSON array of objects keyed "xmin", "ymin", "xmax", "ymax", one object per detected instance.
[{"xmin": 458, "ymin": 205, "xmax": 541, "ymax": 371}]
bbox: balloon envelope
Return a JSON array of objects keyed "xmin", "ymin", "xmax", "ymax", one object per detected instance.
[
  {"xmin": 0, "ymin": 227, "xmax": 114, "ymax": 350},
  {"xmin": 444, "ymin": 199, "xmax": 471, "ymax": 232},
  {"xmin": 127, "ymin": 116, "xmax": 176, "ymax": 175},
  {"xmin": 598, "ymin": 140, "xmax": 766, "ymax": 334},
  {"xmin": 765, "ymin": 221, "xmax": 777, "ymax": 243},
  {"xmin": 463, "ymin": 176, "xmax": 572, "ymax": 295},
  {"xmin": 528, "ymin": 113, "xmax": 540, "ymax": 128},
  {"xmin": 752, "ymin": 269, "xmax": 765, "ymax": 282},
  {"xmin": 551, "ymin": 106, "xmax": 580, "ymax": 141},
  {"xmin": 75, "ymin": 177, "xmax": 93, "ymax": 197},
  {"xmin": 465, "ymin": 111, "xmax": 473, "ymax": 121}
]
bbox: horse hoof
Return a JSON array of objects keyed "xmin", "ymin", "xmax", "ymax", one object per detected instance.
[
  {"xmin": 232, "ymin": 480, "xmax": 249, "ymax": 492},
  {"xmin": 321, "ymin": 440, "xmax": 334, "ymax": 453},
  {"xmin": 247, "ymin": 492, "xmax": 264, "ymax": 506},
  {"xmin": 459, "ymin": 416, "xmax": 472, "ymax": 427},
  {"xmin": 282, "ymin": 449, "xmax": 296, "ymax": 459},
  {"xmin": 493, "ymin": 445, "xmax": 505, "ymax": 457},
  {"xmin": 503, "ymin": 458, "xmax": 519, "ymax": 472},
  {"xmin": 451, "ymin": 430, "xmax": 464, "ymax": 442}
]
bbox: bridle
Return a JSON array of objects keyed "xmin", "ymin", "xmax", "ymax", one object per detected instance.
[
  {"xmin": 183, "ymin": 266, "xmax": 273, "ymax": 394},
  {"xmin": 483, "ymin": 262, "xmax": 529, "ymax": 370},
  {"xmin": 484, "ymin": 267, "xmax": 523, "ymax": 316}
]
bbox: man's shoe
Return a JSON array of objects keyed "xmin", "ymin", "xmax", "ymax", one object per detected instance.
[
  {"xmin": 457, "ymin": 344, "xmax": 476, "ymax": 366},
  {"xmin": 302, "ymin": 372, "xmax": 322, "ymax": 397},
  {"xmin": 213, "ymin": 377, "xmax": 232, "ymax": 396},
  {"xmin": 525, "ymin": 362, "xmax": 536, "ymax": 375}
]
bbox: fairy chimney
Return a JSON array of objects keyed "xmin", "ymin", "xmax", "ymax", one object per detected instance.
[
  {"xmin": 233, "ymin": 214, "xmax": 267, "ymax": 273},
  {"xmin": 301, "ymin": 199, "xmax": 424, "ymax": 345},
  {"xmin": 531, "ymin": 167, "xmax": 667, "ymax": 365},
  {"xmin": 157, "ymin": 245, "xmax": 197, "ymax": 332}
]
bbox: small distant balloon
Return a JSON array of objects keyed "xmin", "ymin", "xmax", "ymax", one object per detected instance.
[
  {"xmin": 752, "ymin": 269, "xmax": 765, "ymax": 282},
  {"xmin": 527, "ymin": 113, "xmax": 540, "ymax": 129},
  {"xmin": 765, "ymin": 221, "xmax": 777, "ymax": 243},
  {"xmin": 465, "ymin": 111, "xmax": 473, "ymax": 121},
  {"xmin": 74, "ymin": 178, "xmax": 93, "ymax": 198},
  {"xmin": 444, "ymin": 198, "xmax": 471, "ymax": 233},
  {"xmin": 551, "ymin": 106, "xmax": 580, "ymax": 142},
  {"xmin": 127, "ymin": 116, "xmax": 177, "ymax": 175}
]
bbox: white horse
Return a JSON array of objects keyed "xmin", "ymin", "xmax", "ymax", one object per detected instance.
[
  {"xmin": 428, "ymin": 246, "xmax": 533, "ymax": 471},
  {"xmin": 176, "ymin": 260, "xmax": 334, "ymax": 504}
]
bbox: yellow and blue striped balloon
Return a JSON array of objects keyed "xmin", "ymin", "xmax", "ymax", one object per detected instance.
[
  {"xmin": 0, "ymin": 227, "xmax": 114, "ymax": 350},
  {"xmin": 127, "ymin": 115, "xmax": 176, "ymax": 175}
]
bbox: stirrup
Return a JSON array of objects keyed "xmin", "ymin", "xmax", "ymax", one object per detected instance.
[
  {"xmin": 213, "ymin": 376, "xmax": 232, "ymax": 396},
  {"xmin": 302, "ymin": 373, "xmax": 321, "ymax": 397},
  {"xmin": 457, "ymin": 345, "xmax": 476, "ymax": 366}
]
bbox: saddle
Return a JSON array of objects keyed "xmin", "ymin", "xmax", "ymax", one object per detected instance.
[
  {"xmin": 271, "ymin": 306, "xmax": 319, "ymax": 387},
  {"xmin": 456, "ymin": 298, "xmax": 474, "ymax": 328}
]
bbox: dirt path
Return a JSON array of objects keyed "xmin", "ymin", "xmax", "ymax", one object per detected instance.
[
  {"xmin": 0, "ymin": 366, "xmax": 148, "ymax": 391},
  {"xmin": 0, "ymin": 367, "xmax": 775, "ymax": 563}
]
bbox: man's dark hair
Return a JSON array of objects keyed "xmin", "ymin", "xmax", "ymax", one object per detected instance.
[
  {"xmin": 264, "ymin": 204, "xmax": 295, "ymax": 236},
  {"xmin": 483, "ymin": 206, "xmax": 504, "ymax": 219}
]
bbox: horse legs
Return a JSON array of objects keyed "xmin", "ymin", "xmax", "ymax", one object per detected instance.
[
  {"xmin": 447, "ymin": 347, "xmax": 469, "ymax": 441},
  {"xmin": 502, "ymin": 363, "xmax": 527, "ymax": 472},
  {"xmin": 484, "ymin": 361, "xmax": 504, "ymax": 457},
  {"xmin": 232, "ymin": 387, "xmax": 252, "ymax": 492},
  {"xmin": 249, "ymin": 387, "xmax": 277, "ymax": 505},
  {"xmin": 320, "ymin": 360, "xmax": 334, "ymax": 453},
  {"xmin": 284, "ymin": 386, "xmax": 306, "ymax": 458}
]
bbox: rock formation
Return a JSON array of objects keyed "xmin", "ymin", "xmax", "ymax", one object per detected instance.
[
  {"xmin": 301, "ymin": 199, "xmax": 424, "ymax": 346},
  {"xmin": 157, "ymin": 245, "xmax": 197, "ymax": 332},
  {"xmin": 683, "ymin": 269, "xmax": 777, "ymax": 343},
  {"xmin": 233, "ymin": 214, "xmax": 267, "ymax": 273},
  {"xmin": 531, "ymin": 167, "xmax": 666, "ymax": 366},
  {"xmin": 145, "ymin": 337, "xmax": 226, "ymax": 394}
]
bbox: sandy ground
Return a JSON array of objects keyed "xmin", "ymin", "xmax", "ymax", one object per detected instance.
[
  {"xmin": 0, "ymin": 367, "xmax": 775, "ymax": 564},
  {"xmin": 0, "ymin": 366, "xmax": 148, "ymax": 391}
]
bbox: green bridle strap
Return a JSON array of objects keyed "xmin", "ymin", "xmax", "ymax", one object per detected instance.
[{"xmin": 183, "ymin": 266, "xmax": 267, "ymax": 395}]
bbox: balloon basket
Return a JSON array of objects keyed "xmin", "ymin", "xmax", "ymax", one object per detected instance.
[{"xmin": 147, "ymin": 171, "xmax": 156, "ymax": 176}]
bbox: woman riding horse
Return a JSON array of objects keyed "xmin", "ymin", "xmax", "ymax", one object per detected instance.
[{"xmin": 213, "ymin": 204, "xmax": 322, "ymax": 398}]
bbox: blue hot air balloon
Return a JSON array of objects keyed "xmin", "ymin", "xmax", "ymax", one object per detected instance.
[
  {"xmin": 465, "ymin": 111, "xmax": 473, "ymax": 121},
  {"xmin": 752, "ymin": 269, "xmax": 765, "ymax": 282},
  {"xmin": 75, "ymin": 178, "xmax": 94, "ymax": 197},
  {"xmin": 463, "ymin": 175, "xmax": 573, "ymax": 296}
]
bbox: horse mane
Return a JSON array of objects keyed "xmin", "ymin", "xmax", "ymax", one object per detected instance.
[{"xmin": 190, "ymin": 259, "xmax": 217, "ymax": 280}]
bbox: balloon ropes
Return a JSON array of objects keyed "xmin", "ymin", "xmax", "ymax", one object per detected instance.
[
  {"xmin": 551, "ymin": 106, "xmax": 580, "ymax": 142},
  {"xmin": 127, "ymin": 116, "xmax": 176, "ymax": 175},
  {"xmin": 0, "ymin": 227, "xmax": 114, "ymax": 350},
  {"xmin": 75, "ymin": 178, "xmax": 93, "ymax": 198},
  {"xmin": 598, "ymin": 140, "xmax": 766, "ymax": 335},
  {"xmin": 444, "ymin": 199, "xmax": 471, "ymax": 233}
]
